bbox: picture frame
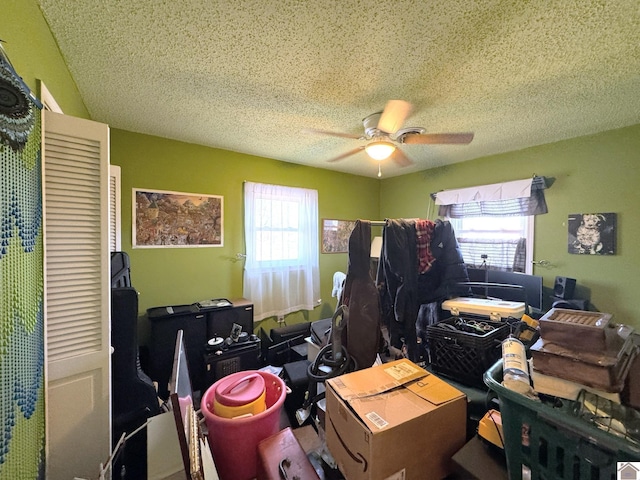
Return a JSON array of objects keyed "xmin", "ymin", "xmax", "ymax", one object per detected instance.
[
  {"xmin": 133, "ymin": 188, "xmax": 223, "ymax": 248},
  {"xmin": 322, "ymin": 219, "xmax": 356, "ymax": 253},
  {"xmin": 567, "ymin": 212, "xmax": 616, "ymax": 255}
]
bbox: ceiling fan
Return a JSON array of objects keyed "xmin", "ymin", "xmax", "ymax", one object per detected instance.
[{"xmin": 305, "ymin": 100, "xmax": 474, "ymax": 171}]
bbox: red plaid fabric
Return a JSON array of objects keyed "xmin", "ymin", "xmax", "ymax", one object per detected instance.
[{"xmin": 416, "ymin": 219, "xmax": 436, "ymax": 273}]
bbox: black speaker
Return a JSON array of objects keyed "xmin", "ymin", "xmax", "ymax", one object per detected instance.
[
  {"xmin": 552, "ymin": 297, "xmax": 588, "ymax": 311},
  {"xmin": 553, "ymin": 276, "xmax": 576, "ymax": 299}
]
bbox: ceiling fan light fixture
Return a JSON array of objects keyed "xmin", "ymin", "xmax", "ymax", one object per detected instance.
[{"xmin": 365, "ymin": 141, "xmax": 396, "ymax": 160}]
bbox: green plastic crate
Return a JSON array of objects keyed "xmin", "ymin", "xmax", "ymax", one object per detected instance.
[{"xmin": 483, "ymin": 360, "xmax": 640, "ymax": 480}]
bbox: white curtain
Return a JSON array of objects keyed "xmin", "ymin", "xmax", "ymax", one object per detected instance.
[
  {"xmin": 455, "ymin": 237, "xmax": 526, "ymax": 272},
  {"xmin": 243, "ymin": 182, "xmax": 320, "ymax": 321}
]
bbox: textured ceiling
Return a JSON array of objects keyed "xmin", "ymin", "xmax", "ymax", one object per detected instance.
[{"xmin": 38, "ymin": 0, "xmax": 640, "ymax": 178}]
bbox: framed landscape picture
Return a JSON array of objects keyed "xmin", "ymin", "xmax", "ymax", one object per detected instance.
[
  {"xmin": 133, "ymin": 188, "xmax": 223, "ymax": 247},
  {"xmin": 322, "ymin": 219, "xmax": 356, "ymax": 253}
]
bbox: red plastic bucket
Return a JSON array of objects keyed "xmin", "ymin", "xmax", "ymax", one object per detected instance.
[{"xmin": 201, "ymin": 370, "xmax": 286, "ymax": 480}]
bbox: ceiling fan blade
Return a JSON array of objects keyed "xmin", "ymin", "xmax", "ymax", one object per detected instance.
[
  {"xmin": 326, "ymin": 146, "xmax": 365, "ymax": 162},
  {"xmin": 302, "ymin": 128, "xmax": 362, "ymax": 140},
  {"xmin": 377, "ymin": 100, "xmax": 413, "ymax": 134},
  {"xmin": 403, "ymin": 132, "xmax": 474, "ymax": 145},
  {"xmin": 390, "ymin": 148, "xmax": 413, "ymax": 167}
]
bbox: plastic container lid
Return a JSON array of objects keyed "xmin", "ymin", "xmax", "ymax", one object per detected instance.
[
  {"xmin": 214, "ymin": 372, "xmax": 265, "ymax": 407},
  {"xmin": 442, "ymin": 297, "xmax": 525, "ymax": 320}
]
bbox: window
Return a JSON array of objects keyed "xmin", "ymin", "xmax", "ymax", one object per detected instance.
[
  {"xmin": 435, "ymin": 177, "xmax": 548, "ymax": 275},
  {"xmin": 243, "ymin": 182, "xmax": 320, "ymax": 321},
  {"xmin": 449, "ymin": 215, "xmax": 533, "ymax": 273},
  {"xmin": 254, "ymin": 196, "xmax": 300, "ymax": 263}
]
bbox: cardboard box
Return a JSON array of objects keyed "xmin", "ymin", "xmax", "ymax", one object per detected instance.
[{"xmin": 325, "ymin": 359, "xmax": 467, "ymax": 480}]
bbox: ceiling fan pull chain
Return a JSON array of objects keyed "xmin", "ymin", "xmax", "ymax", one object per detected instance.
[{"xmin": 378, "ymin": 163, "xmax": 382, "ymax": 178}]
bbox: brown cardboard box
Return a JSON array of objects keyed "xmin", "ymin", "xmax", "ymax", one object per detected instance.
[{"xmin": 325, "ymin": 359, "xmax": 467, "ymax": 480}]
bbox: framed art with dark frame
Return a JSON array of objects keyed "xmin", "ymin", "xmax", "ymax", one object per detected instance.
[
  {"xmin": 133, "ymin": 188, "xmax": 223, "ymax": 248},
  {"xmin": 321, "ymin": 219, "xmax": 356, "ymax": 253},
  {"xmin": 567, "ymin": 212, "xmax": 616, "ymax": 255}
]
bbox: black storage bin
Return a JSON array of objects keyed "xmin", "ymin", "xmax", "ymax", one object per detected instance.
[{"xmin": 426, "ymin": 317, "xmax": 510, "ymax": 388}]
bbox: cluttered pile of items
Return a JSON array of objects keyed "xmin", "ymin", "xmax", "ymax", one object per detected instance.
[
  {"xmin": 195, "ymin": 290, "xmax": 640, "ymax": 480},
  {"xmin": 192, "ymin": 204, "xmax": 640, "ymax": 480},
  {"xmin": 426, "ymin": 296, "xmax": 530, "ymax": 389},
  {"xmin": 416, "ymin": 294, "xmax": 532, "ymax": 479},
  {"xmin": 416, "ymin": 291, "xmax": 640, "ymax": 480},
  {"xmin": 483, "ymin": 307, "xmax": 640, "ymax": 480}
]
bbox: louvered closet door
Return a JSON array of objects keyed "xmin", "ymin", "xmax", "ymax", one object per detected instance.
[
  {"xmin": 43, "ymin": 110, "xmax": 111, "ymax": 480},
  {"xmin": 109, "ymin": 165, "xmax": 121, "ymax": 252}
]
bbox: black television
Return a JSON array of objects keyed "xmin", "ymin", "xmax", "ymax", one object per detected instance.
[{"xmin": 465, "ymin": 267, "xmax": 544, "ymax": 313}]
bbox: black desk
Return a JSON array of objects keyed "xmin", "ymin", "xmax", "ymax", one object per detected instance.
[{"xmin": 148, "ymin": 298, "xmax": 253, "ymax": 398}]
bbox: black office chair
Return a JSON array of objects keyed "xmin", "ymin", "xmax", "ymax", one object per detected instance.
[
  {"xmin": 111, "ymin": 251, "xmax": 132, "ymax": 288},
  {"xmin": 112, "ymin": 287, "xmax": 160, "ymax": 426},
  {"xmin": 111, "ymin": 252, "xmax": 160, "ymax": 478}
]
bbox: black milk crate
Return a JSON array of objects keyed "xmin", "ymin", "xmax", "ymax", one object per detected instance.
[{"xmin": 426, "ymin": 316, "xmax": 510, "ymax": 388}]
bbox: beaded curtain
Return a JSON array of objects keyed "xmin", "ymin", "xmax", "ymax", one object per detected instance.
[{"xmin": 0, "ymin": 49, "xmax": 45, "ymax": 479}]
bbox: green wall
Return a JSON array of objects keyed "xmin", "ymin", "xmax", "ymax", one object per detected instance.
[
  {"xmin": 5, "ymin": 0, "xmax": 640, "ymax": 332},
  {"xmin": 111, "ymin": 129, "xmax": 380, "ymax": 339},
  {"xmin": 381, "ymin": 125, "xmax": 640, "ymax": 325},
  {"xmin": 2, "ymin": 0, "xmax": 90, "ymax": 119}
]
